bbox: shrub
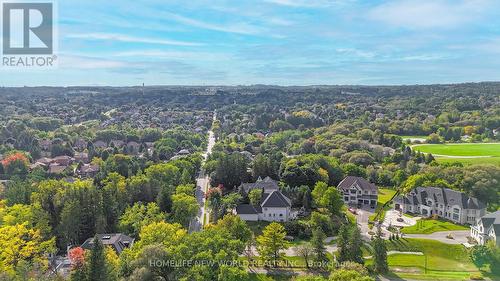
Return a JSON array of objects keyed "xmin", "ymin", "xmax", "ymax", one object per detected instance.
[{"xmin": 469, "ymin": 273, "xmax": 484, "ymax": 280}]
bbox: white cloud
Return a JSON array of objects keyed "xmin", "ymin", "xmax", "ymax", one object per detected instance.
[
  {"xmin": 263, "ymin": 0, "xmax": 351, "ymax": 8},
  {"xmin": 59, "ymin": 55, "xmax": 127, "ymax": 69},
  {"xmin": 66, "ymin": 33, "xmax": 203, "ymax": 46},
  {"xmin": 162, "ymin": 12, "xmax": 263, "ymax": 35},
  {"xmin": 368, "ymin": 0, "xmax": 492, "ymax": 29}
]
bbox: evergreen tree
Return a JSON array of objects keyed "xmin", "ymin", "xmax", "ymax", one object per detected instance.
[
  {"xmin": 311, "ymin": 228, "xmax": 328, "ymax": 264},
  {"xmin": 348, "ymin": 226, "xmax": 364, "ymax": 265},
  {"xmin": 372, "ymin": 227, "xmax": 388, "ymax": 273},
  {"xmin": 337, "ymin": 224, "xmax": 350, "ymax": 263},
  {"xmin": 88, "ymin": 237, "xmax": 110, "ymax": 281}
]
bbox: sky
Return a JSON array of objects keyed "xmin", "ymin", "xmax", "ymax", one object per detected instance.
[{"xmin": 2, "ymin": 0, "xmax": 500, "ymax": 86}]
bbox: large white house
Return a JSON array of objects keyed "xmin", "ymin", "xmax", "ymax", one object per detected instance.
[
  {"xmin": 395, "ymin": 187, "xmax": 486, "ymax": 225},
  {"xmin": 235, "ymin": 177, "xmax": 294, "ymax": 222},
  {"xmin": 471, "ymin": 211, "xmax": 500, "ymax": 246},
  {"xmin": 337, "ymin": 176, "xmax": 378, "ymax": 208}
]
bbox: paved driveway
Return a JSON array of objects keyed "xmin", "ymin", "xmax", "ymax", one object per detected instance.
[{"xmin": 383, "ymin": 210, "xmax": 418, "ymax": 228}]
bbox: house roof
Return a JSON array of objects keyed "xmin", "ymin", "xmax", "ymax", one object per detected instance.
[
  {"xmin": 236, "ymin": 204, "xmax": 260, "ymax": 215},
  {"xmin": 48, "ymin": 164, "xmax": 67, "ymax": 174},
  {"xmin": 480, "ymin": 211, "xmax": 500, "ymax": 230},
  {"xmin": 81, "ymin": 233, "xmax": 134, "ymax": 254},
  {"xmin": 239, "ymin": 176, "xmax": 279, "ymax": 194},
  {"xmin": 402, "ymin": 187, "xmax": 486, "ymax": 210},
  {"xmin": 337, "ymin": 176, "xmax": 377, "ymax": 192},
  {"xmin": 261, "ymin": 190, "xmax": 291, "ymax": 208}
]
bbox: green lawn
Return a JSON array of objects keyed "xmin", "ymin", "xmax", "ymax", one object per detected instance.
[
  {"xmin": 436, "ymin": 157, "xmax": 500, "ymax": 166},
  {"xmin": 401, "ymin": 219, "xmax": 469, "ymax": 234},
  {"xmin": 369, "ymin": 188, "xmax": 397, "ymax": 224},
  {"xmin": 247, "ymin": 221, "xmax": 271, "ymax": 236},
  {"xmin": 412, "ymin": 143, "xmax": 500, "ymax": 166},
  {"xmin": 412, "ymin": 143, "xmax": 500, "ymax": 157},
  {"xmin": 366, "ymin": 238, "xmax": 489, "ymax": 280}
]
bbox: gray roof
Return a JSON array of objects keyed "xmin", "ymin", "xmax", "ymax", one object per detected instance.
[
  {"xmin": 81, "ymin": 233, "xmax": 134, "ymax": 254},
  {"xmin": 480, "ymin": 211, "xmax": 500, "ymax": 230},
  {"xmin": 239, "ymin": 176, "xmax": 279, "ymax": 194},
  {"xmin": 236, "ymin": 204, "xmax": 261, "ymax": 215},
  {"xmin": 261, "ymin": 190, "xmax": 291, "ymax": 208},
  {"xmin": 398, "ymin": 187, "xmax": 486, "ymax": 210},
  {"xmin": 338, "ymin": 176, "xmax": 378, "ymax": 192}
]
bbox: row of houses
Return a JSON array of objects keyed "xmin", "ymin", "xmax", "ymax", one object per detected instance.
[
  {"xmin": 40, "ymin": 138, "xmax": 154, "ymax": 155},
  {"xmin": 235, "ymin": 176, "xmax": 499, "ymax": 246},
  {"xmin": 31, "ymin": 155, "xmax": 99, "ymax": 178},
  {"xmin": 235, "ymin": 176, "xmax": 378, "ymax": 223}
]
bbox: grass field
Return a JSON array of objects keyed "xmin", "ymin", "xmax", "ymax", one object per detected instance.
[
  {"xmin": 366, "ymin": 238, "xmax": 490, "ymax": 280},
  {"xmin": 401, "ymin": 219, "xmax": 469, "ymax": 234},
  {"xmin": 369, "ymin": 188, "xmax": 397, "ymax": 224},
  {"xmin": 412, "ymin": 143, "xmax": 500, "ymax": 166}
]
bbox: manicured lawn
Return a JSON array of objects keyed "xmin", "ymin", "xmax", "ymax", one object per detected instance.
[
  {"xmin": 367, "ymin": 238, "xmax": 490, "ymax": 280},
  {"xmin": 437, "ymin": 157, "xmax": 500, "ymax": 166},
  {"xmin": 401, "ymin": 219, "xmax": 468, "ymax": 234},
  {"xmin": 369, "ymin": 188, "xmax": 397, "ymax": 223},
  {"xmin": 386, "ymin": 239, "xmax": 477, "ymax": 271},
  {"xmin": 412, "ymin": 143, "xmax": 500, "ymax": 157}
]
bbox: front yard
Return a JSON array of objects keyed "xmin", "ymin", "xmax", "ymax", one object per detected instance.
[{"xmin": 401, "ymin": 218, "xmax": 469, "ymax": 234}]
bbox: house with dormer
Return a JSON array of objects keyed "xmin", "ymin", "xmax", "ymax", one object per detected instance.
[
  {"xmin": 471, "ymin": 211, "xmax": 500, "ymax": 246},
  {"xmin": 395, "ymin": 187, "xmax": 486, "ymax": 225},
  {"xmin": 337, "ymin": 176, "xmax": 378, "ymax": 208},
  {"xmin": 235, "ymin": 177, "xmax": 295, "ymax": 222}
]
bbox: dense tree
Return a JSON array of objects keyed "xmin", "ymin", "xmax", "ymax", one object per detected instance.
[
  {"xmin": 118, "ymin": 202, "xmax": 165, "ymax": 238},
  {"xmin": 372, "ymin": 227, "xmax": 388, "ymax": 273},
  {"xmin": 170, "ymin": 193, "xmax": 198, "ymax": 227},
  {"xmin": 311, "ymin": 228, "xmax": 328, "ymax": 264},
  {"xmin": 256, "ymin": 222, "xmax": 290, "ymax": 267}
]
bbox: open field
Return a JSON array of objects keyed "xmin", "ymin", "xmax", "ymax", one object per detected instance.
[
  {"xmin": 412, "ymin": 143, "xmax": 500, "ymax": 166},
  {"xmin": 401, "ymin": 219, "xmax": 469, "ymax": 234}
]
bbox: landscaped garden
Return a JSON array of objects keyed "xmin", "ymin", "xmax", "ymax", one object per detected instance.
[{"xmin": 401, "ymin": 219, "xmax": 469, "ymax": 234}]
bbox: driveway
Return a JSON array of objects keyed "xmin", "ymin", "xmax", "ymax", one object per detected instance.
[
  {"xmin": 383, "ymin": 210, "xmax": 418, "ymax": 228},
  {"xmin": 354, "ymin": 207, "xmax": 391, "ymax": 240}
]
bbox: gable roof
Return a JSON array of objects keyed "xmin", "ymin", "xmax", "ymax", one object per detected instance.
[
  {"xmin": 239, "ymin": 176, "xmax": 280, "ymax": 194},
  {"xmin": 81, "ymin": 233, "xmax": 134, "ymax": 254},
  {"xmin": 236, "ymin": 204, "xmax": 261, "ymax": 215},
  {"xmin": 480, "ymin": 211, "xmax": 500, "ymax": 230},
  {"xmin": 337, "ymin": 176, "xmax": 377, "ymax": 192},
  {"xmin": 404, "ymin": 187, "xmax": 486, "ymax": 210},
  {"xmin": 261, "ymin": 190, "xmax": 291, "ymax": 208}
]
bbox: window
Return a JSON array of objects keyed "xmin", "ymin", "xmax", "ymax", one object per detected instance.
[{"xmin": 279, "ymin": 214, "xmax": 283, "ymax": 217}]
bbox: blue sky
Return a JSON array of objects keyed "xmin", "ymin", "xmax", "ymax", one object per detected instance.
[{"xmin": 2, "ymin": 0, "xmax": 500, "ymax": 86}]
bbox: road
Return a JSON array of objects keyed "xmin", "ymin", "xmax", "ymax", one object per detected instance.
[{"xmin": 189, "ymin": 110, "xmax": 217, "ymax": 232}]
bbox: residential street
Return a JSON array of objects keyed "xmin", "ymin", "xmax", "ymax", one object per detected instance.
[{"xmin": 189, "ymin": 110, "xmax": 217, "ymax": 232}]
